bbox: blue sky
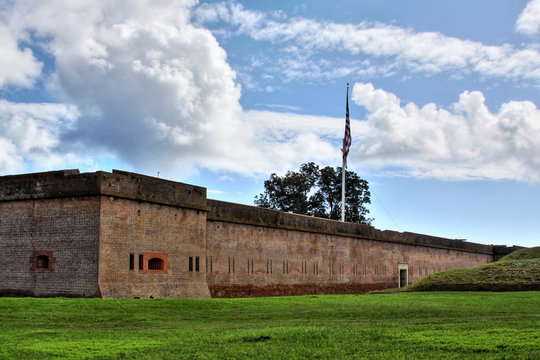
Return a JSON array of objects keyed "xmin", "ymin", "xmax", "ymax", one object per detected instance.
[{"xmin": 1, "ymin": 0, "xmax": 539, "ymax": 247}]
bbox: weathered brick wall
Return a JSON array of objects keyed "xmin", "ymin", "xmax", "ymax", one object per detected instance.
[
  {"xmin": 1, "ymin": 169, "xmax": 210, "ymax": 299},
  {"xmin": 0, "ymin": 197, "xmax": 100, "ymax": 297},
  {"xmin": 206, "ymin": 200, "xmax": 493, "ymax": 297},
  {"xmin": 98, "ymin": 197, "xmax": 210, "ymax": 298},
  {"xmin": 0, "ymin": 169, "xmax": 507, "ymax": 299}
]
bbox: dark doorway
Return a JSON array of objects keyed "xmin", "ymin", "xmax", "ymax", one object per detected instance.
[{"xmin": 399, "ymin": 269, "xmax": 408, "ymax": 288}]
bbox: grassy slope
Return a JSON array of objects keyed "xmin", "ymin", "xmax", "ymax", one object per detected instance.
[
  {"xmin": 500, "ymin": 246, "xmax": 540, "ymax": 261},
  {"xmin": 404, "ymin": 247, "xmax": 540, "ymax": 292},
  {"xmin": 1, "ymin": 292, "xmax": 539, "ymax": 359}
]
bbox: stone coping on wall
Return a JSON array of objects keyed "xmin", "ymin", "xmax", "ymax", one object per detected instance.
[
  {"xmin": 0, "ymin": 169, "xmax": 207, "ymax": 211},
  {"xmin": 207, "ymin": 199, "xmax": 497, "ymax": 256}
]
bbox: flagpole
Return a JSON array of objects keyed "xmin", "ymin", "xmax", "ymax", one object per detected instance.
[
  {"xmin": 341, "ymin": 147, "xmax": 346, "ymax": 222},
  {"xmin": 341, "ymin": 83, "xmax": 350, "ymax": 222}
]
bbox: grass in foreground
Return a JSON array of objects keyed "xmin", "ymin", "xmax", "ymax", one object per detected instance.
[{"xmin": 1, "ymin": 292, "xmax": 539, "ymax": 359}]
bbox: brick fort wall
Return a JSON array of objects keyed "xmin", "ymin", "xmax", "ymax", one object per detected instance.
[
  {"xmin": 0, "ymin": 169, "xmax": 516, "ymax": 298},
  {"xmin": 206, "ymin": 200, "xmax": 494, "ymax": 297},
  {"xmin": 98, "ymin": 196, "xmax": 210, "ymax": 298}
]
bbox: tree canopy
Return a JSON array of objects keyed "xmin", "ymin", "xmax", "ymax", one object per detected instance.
[{"xmin": 254, "ymin": 162, "xmax": 372, "ymax": 224}]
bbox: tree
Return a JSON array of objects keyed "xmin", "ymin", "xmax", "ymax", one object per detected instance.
[
  {"xmin": 253, "ymin": 162, "xmax": 318, "ymax": 215},
  {"xmin": 254, "ymin": 162, "xmax": 372, "ymax": 225}
]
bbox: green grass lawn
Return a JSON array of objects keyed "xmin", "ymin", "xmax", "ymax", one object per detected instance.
[
  {"xmin": 403, "ymin": 247, "xmax": 540, "ymax": 292},
  {"xmin": 1, "ymin": 292, "xmax": 539, "ymax": 359}
]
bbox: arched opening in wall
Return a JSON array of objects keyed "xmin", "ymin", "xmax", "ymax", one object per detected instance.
[
  {"xmin": 36, "ymin": 255, "xmax": 49, "ymax": 269},
  {"xmin": 142, "ymin": 252, "xmax": 169, "ymax": 274},
  {"xmin": 148, "ymin": 258, "xmax": 164, "ymax": 271}
]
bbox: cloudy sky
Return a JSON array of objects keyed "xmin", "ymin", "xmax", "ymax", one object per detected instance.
[{"xmin": 1, "ymin": 0, "xmax": 539, "ymax": 247}]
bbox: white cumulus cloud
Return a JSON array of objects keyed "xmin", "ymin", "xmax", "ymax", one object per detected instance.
[
  {"xmin": 0, "ymin": 24, "xmax": 42, "ymax": 88},
  {"xmin": 0, "ymin": 100, "xmax": 81, "ymax": 173},
  {"xmin": 351, "ymin": 83, "xmax": 540, "ymax": 181},
  {"xmin": 0, "ymin": 0, "xmax": 342, "ymax": 178},
  {"xmin": 2, "ymin": 0, "xmax": 540, "ymax": 184},
  {"xmin": 516, "ymin": 0, "xmax": 540, "ymax": 35}
]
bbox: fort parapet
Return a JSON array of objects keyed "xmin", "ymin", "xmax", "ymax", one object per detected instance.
[{"xmin": 0, "ymin": 169, "xmax": 519, "ymax": 298}]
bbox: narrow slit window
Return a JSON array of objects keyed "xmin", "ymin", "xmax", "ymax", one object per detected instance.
[
  {"xmin": 129, "ymin": 254, "xmax": 134, "ymax": 270},
  {"xmin": 189, "ymin": 256, "xmax": 193, "ymax": 272},
  {"xmin": 195, "ymin": 256, "xmax": 200, "ymax": 272}
]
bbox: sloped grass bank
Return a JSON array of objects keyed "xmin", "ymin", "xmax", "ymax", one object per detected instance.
[
  {"xmin": 404, "ymin": 247, "xmax": 540, "ymax": 292},
  {"xmin": 500, "ymin": 246, "xmax": 540, "ymax": 261},
  {"xmin": 1, "ymin": 292, "xmax": 539, "ymax": 359}
]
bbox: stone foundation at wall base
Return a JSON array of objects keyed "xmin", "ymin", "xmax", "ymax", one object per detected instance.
[
  {"xmin": 0, "ymin": 289, "xmax": 102, "ymax": 298},
  {"xmin": 0, "ymin": 289, "xmax": 37, "ymax": 297},
  {"xmin": 209, "ymin": 283, "xmax": 394, "ymax": 298},
  {"xmin": 98, "ymin": 283, "xmax": 211, "ymax": 299}
]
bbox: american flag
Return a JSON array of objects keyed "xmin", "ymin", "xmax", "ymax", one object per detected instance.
[{"xmin": 342, "ymin": 85, "xmax": 351, "ymax": 168}]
